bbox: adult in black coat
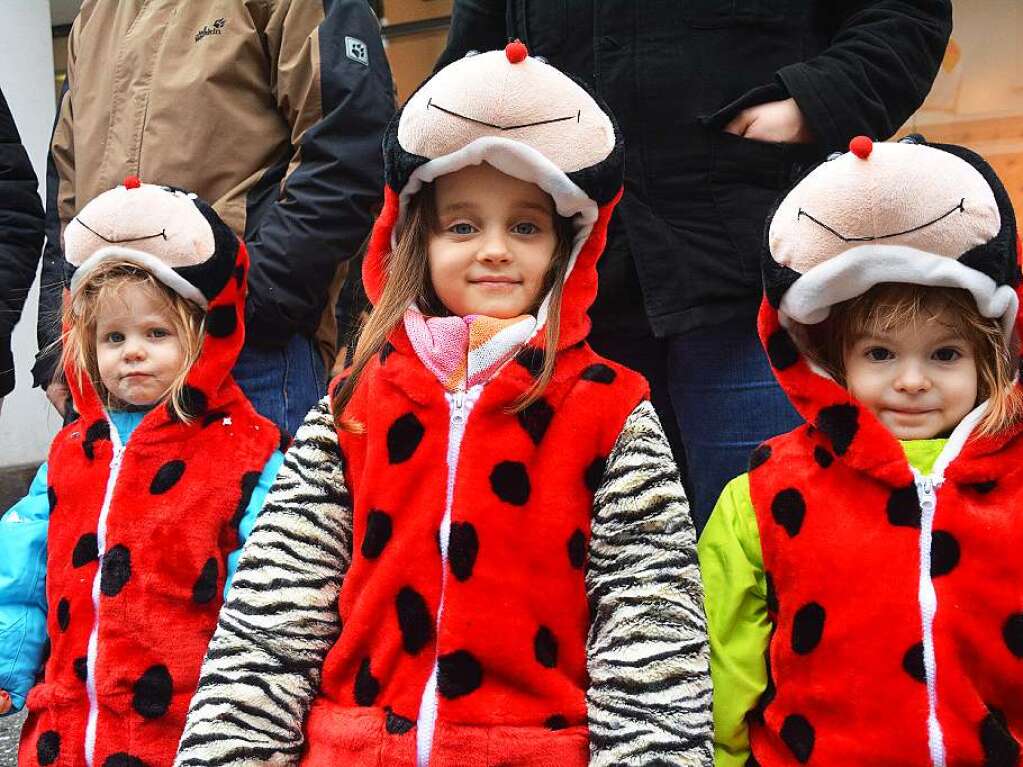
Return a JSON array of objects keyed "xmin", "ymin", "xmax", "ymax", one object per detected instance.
[
  {"xmin": 437, "ymin": 0, "xmax": 952, "ymax": 530},
  {"xmin": 0, "ymin": 87, "xmax": 45, "ymax": 412}
]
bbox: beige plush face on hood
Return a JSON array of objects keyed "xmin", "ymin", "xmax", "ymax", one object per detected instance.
[{"xmin": 397, "ymin": 47, "xmax": 615, "ymax": 174}]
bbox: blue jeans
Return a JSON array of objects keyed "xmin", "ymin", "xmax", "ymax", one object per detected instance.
[
  {"xmin": 233, "ymin": 334, "xmax": 326, "ymax": 437},
  {"xmin": 668, "ymin": 315, "xmax": 802, "ymax": 534}
]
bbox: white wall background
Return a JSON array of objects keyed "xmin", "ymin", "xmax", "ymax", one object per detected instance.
[{"xmin": 0, "ymin": 0, "xmax": 61, "ymax": 467}]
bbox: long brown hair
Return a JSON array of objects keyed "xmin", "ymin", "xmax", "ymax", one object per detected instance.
[
  {"xmin": 60, "ymin": 260, "xmax": 206, "ymax": 421},
  {"xmin": 799, "ymin": 282, "xmax": 1023, "ymax": 436},
  {"xmin": 332, "ymin": 182, "xmax": 575, "ymax": 431}
]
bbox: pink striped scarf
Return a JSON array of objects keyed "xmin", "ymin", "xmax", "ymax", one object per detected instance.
[{"xmin": 403, "ymin": 307, "xmax": 537, "ymax": 392}]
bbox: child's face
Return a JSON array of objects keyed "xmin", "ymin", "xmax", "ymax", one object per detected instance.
[
  {"xmin": 95, "ymin": 284, "xmax": 185, "ymax": 408},
  {"xmin": 428, "ymin": 163, "xmax": 558, "ymax": 318},
  {"xmin": 843, "ymin": 316, "xmax": 978, "ymax": 439}
]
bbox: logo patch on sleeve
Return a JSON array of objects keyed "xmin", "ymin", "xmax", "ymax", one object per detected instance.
[{"xmin": 346, "ymin": 36, "xmax": 369, "ymax": 66}]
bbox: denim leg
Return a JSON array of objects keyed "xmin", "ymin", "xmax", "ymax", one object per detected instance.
[
  {"xmin": 232, "ymin": 335, "xmax": 326, "ymax": 436},
  {"xmin": 667, "ymin": 316, "xmax": 802, "ymax": 534}
]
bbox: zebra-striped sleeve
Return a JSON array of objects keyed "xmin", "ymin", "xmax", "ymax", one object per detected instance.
[
  {"xmin": 586, "ymin": 399, "xmax": 714, "ymax": 767},
  {"xmin": 175, "ymin": 396, "xmax": 352, "ymax": 767}
]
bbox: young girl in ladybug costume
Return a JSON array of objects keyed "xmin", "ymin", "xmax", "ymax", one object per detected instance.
[
  {"xmin": 175, "ymin": 43, "xmax": 712, "ymax": 767},
  {"xmin": 0, "ymin": 179, "xmax": 286, "ymax": 767},
  {"xmin": 701, "ymin": 136, "xmax": 1023, "ymax": 766}
]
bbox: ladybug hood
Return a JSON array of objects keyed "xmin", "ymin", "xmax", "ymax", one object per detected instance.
[
  {"xmin": 364, "ymin": 41, "xmax": 624, "ymax": 349},
  {"xmin": 759, "ymin": 136, "xmax": 1023, "ymax": 478},
  {"xmin": 62, "ymin": 178, "xmax": 246, "ymax": 424}
]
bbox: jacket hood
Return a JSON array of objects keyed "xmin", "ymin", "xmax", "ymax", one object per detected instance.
[
  {"xmin": 759, "ymin": 136, "xmax": 1023, "ymax": 480},
  {"xmin": 363, "ymin": 42, "xmax": 624, "ymax": 350},
  {"xmin": 63, "ymin": 178, "xmax": 247, "ymax": 425}
]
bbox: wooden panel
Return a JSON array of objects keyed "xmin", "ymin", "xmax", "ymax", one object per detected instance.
[
  {"xmin": 385, "ymin": 26, "xmax": 449, "ymax": 103},
  {"xmin": 382, "ymin": 0, "xmax": 453, "ymax": 25}
]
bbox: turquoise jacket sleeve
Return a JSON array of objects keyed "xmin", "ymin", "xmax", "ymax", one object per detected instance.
[
  {"xmin": 223, "ymin": 450, "xmax": 285, "ymax": 600},
  {"xmin": 0, "ymin": 463, "xmax": 51, "ymax": 714}
]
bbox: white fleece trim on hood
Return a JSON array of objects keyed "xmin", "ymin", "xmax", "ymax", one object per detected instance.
[
  {"xmin": 395, "ymin": 136, "xmax": 599, "ymax": 334},
  {"xmin": 69, "ymin": 245, "xmax": 209, "ymax": 308},
  {"xmin": 779, "ymin": 244, "xmax": 1019, "ymax": 340}
]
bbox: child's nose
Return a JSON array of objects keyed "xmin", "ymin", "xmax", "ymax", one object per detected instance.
[
  {"xmin": 123, "ymin": 338, "xmax": 146, "ymax": 361},
  {"xmin": 477, "ymin": 230, "xmax": 511, "ymax": 262},
  {"xmin": 894, "ymin": 362, "xmax": 930, "ymax": 392}
]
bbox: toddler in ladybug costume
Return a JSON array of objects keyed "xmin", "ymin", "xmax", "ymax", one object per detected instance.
[
  {"xmin": 700, "ymin": 136, "xmax": 1023, "ymax": 766},
  {"xmin": 175, "ymin": 42, "xmax": 712, "ymax": 767},
  {"xmin": 0, "ymin": 179, "xmax": 286, "ymax": 767}
]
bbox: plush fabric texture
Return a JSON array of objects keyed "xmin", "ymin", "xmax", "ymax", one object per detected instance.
[
  {"xmin": 403, "ymin": 308, "xmax": 536, "ymax": 392},
  {"xmin": 740, "ymin": 140, "xmax": 1023, "ymax": 765},
  {"xmin": 17, "ymin": 186, "xmax": 281, "ymax": 767}
]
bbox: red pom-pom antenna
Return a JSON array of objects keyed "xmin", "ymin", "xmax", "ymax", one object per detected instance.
[
  {"xmin": 123, "ymin": 175, "xmax": 142, "ymax": 189},
  {"xmin": 849, "ymin": 136, "xmax": 873, "ymax": 160},
  {"xmin": 505, "ymin": 39, "xmax": 528, "ymax": 64}
]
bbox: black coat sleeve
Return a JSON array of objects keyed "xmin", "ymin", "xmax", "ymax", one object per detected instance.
[
  {"xmin": 778, "ymin": 0, "xmax": 953, "ymax": 151},
  {"xmin": 31, "ymin": 80, "xmax": 69, "ymax": 390},
  {"xmin": 435, "ymin": 0, "xmax": 508, "ymax": 71},
  {"xmin": 0, "ymin": 88, "xmax": 45, "ymax": 398},
  {"xmin": 244, "ymin": 0, "xmax": 395, "ymax": 347}
]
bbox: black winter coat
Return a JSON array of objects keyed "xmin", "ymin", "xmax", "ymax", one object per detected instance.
[
  {"xmin": 0, "ymin": 88, "xmax": 44, "ymax": 397},
  {"xmin": 438, "ymin": 0, "xmax": 952, "ymax": 336}
]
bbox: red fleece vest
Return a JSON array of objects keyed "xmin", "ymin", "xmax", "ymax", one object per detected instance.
[
  {"xmin": 18, "ymin": 242, "xmax": 281, "ymax": 767},
  {"xmin": 300, "ymin": 331, "xmax": 648, "ymax": 767},
  {"xmin": 744, "ymin": 304, "xmax": 1023, "ymax": 766}
]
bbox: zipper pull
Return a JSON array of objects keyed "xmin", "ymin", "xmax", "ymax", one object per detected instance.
[{"xmin": 451, "ymin": 390, "xmax": 467, "ymax": 424}]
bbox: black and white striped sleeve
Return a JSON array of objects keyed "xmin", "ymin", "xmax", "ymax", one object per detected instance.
[
  {"xmin": 175, "ymin": 396, "xmax": 352, "ymax": 767},
  {"xmin": 586, "ymin": 399, "xmax": 714, "ymax": 766}
]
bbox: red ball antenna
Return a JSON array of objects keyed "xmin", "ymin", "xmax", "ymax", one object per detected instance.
[
  {"xmin": 849, "ymin": 136, "xmax": 873, "ymax": 160},
  {"xmin": 123, "ymin": 175, "xmax": 142, "ymax": 189},
  {"xmin": 505, "ymin": 39, "xmax": 528, "ymax": 64}
]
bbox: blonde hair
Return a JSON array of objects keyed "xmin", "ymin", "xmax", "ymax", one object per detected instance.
[
  {"xmin": 799, "ymin": 282, "xmax": 1023, "ymax": 436},
  {"xmin": 60, "ymin": 260, "xmax": 206, "ymax": 421},
  {"xmin": 332, "ymin": 181, "xmax": 575, "ymax": 430}
]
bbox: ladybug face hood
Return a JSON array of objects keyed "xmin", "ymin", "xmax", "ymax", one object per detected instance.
[
  {"xmin": 63, "ymin": 178, "xmax": 247, "ymax": 423},
  {"xmin": 760, "ymin": 137, "xmax": 1023, "ymax": 475},
  {"xmin": 364, "ymin": 42, "xmax": 624, "ymax": 348}
]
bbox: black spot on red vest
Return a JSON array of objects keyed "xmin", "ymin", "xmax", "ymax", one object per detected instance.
[
  {"xmin": 387, "ymin": 412, "xmax": 425, "ymax": 464},
  {"xmin": 545, "ymin": 714, "xmax": 569, "ymax": 731},
  {"xmin": 354, "ymin": 657, "xmax": 380, "ymax": 706},
  {"xmin": 73, "ymin": 656, "xmax": 88, "ymax": 681},
  {"xmin": 133, "ymin": 664, "xmax": 173, "ymax": 719},
  {"xmin": 83, "ymin": 419, "xmax": 110, "ymax": 460},
  {"xmin": 902, "ymin": 642, "xmax": 925, "ymax": 683},
  {"xmin": 813, "ymin": 446, "xmax": 833, "ymax": 468},
  {"xmin": 170, "ymin": 385, "xmax": 209, "ymax": 422},
  {"xmin": 490, "ymin": 461, "xmax": 531, "ymax": 505},
  {"xmin": 448, "ymin": 522, "xmax": 478, "ymax": 581},
  {"xmin": 771, "ymin": 488, "xmax": 806, "ymax": 537},
  {"xmin": 100, "ymin": 545, "xmax": 132, "ymax": 596},
  {"xmin": 765, "ymin": 572, "xmax": 779, "ymax": 614},
  {"xmin": 362, "ymin": 510, "xmax": 393, "ymax": 559},
  {"xmin": 815, "ymin": 404, "xmax": 859, "ymax": 456},
  {"xmin": 396, "ymin": 587, "xmax": 433, "ymax": 654},
  {"xmin": 102, "ymin": 754, "xmax": 148, "ymax": 767},
  {"xmin": 205, "ymin": 305, "xmax": 237, "ymax": 338},
  {"xmin": 47, "ymin": 486, "xmax": 57, "ymax": 511},
  {"xmin": 967, "ymin": 479, "xmax": 999, "ymax": 495},
  {"xmin": 437, "ymin": 649, "xmax": 483, "ymax": 699},
  {"xmin": 56, "ymin": 598, "xmax": 70, "ymax": 632},
  {"xmin": 515, "ymin": 347, "xmax": 545, "ymax": 378},
  {"xmin": 581, "ymin": 363, "xmax": 616, "ymax": 384},
  {"xmin": 791, "ymin": 603, "xmax": 826, "ymax": 654},
  {"xmin": 534, "ymin": 626, "xmax": 558, "ymax": 668},
  {"xmin": 379, "ymin": 342, "xmax": 396, "ymax": 365},
  {"xmin": 980, "ymin": 706, "xmax": 1020, "ymax": 767},
  {"xmin": 930, "ymin": 530, "xmax": 960, "ymax": 577},
  {"xmin": 192, "ymin": 558, "xmax": 219, "ymax": 605},
  {"xmin": 36, "ymin": 730, "xmax": 60, "ymax": 766},
  {"xmin": 232, "ymin": 471, "xmax": 262, "ymax": 528},
  {"xmin": 567, "ymin": 529, "xmax": 586, "ymax": 569},
  {"xmin": 749, "ymin": 444, "xmax": 772, "ymax": 471},
  {"xmin": 585, "ymin": 455, "xmax": 606, "ymax": 493},
  {"xmin": 887, "ymin": 483, "xmax": 921, "ymax": 528},
  {"xmin": 518, "ymin": 398, "xmax": 554, "ymax": 445},
  {"xmin": 1002, "ymin": 613, "xmax": 1023, "ymax": 658},
  {"xmin": 72, "ymin": 533, "xmax": 99, "ymax": 567},
  {"xmin": 385, "ymin": 706, "xmax": 415, "ymax": 734},
  {"xmin": 766, "ymin": 328, "xmax": 800, "ymax": 371},
  {"xmin": 150, "ymin": 460, "xmax": 186, "ymax": 494},
  {"xmin": 780, "ymin": 714, "xmax": 815, "ymax": 763}
]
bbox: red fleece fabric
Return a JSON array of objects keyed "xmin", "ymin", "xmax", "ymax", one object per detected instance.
[
  {"xmin": 18, "ymin": 241, "xmax": 280, "ymax": 767},
  {"xmin": 742, "ymin": 295, "xmax": 1023, "ymax": 765}
]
